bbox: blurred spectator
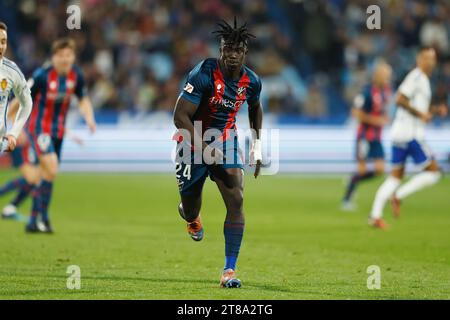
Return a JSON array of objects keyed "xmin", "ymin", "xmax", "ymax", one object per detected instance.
[{"xmin": 1, "ymin": 0, "xmax": 448, "ymax": 123}]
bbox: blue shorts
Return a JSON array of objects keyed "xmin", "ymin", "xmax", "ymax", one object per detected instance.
[
  {"xmin": 11, "ymin": 146, "xmax": 27, "ymax": 168},
  {"xmin": 392, "ymin": 139, "xmax": 433, "ymax": 168},
  {"xmin": 356, "ymin": 139, "xmax": 384, "ymax": 161},
  {"xmin": 11, "ymin": 144, "xmax": 36, "ymax": 168},
  {"xmin": 175, "ymin": 137, "xmax": 243, "ymax": 196},
  {"xmin": 28, "ymin": 133, "xmax": 64, "ymax": 163}
]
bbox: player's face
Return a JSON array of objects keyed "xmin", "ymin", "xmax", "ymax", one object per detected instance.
[
  {"xmin": 0, "ymin": 30, "xmax": 7, "ymax": 59},
  {"xmin": 52, "ymin": 47, "xmax": 76, "ymax": 74},
  {"xmin": 220, "ymin": 40, "xmax": 247, "ymax": 72},
  {"xmin": 376, "ymin": 64, "xmax": 392, "ymax": 87},
  {"xmin": 418, "ymin": 49, "xmax": 437, "ymax": 75}
]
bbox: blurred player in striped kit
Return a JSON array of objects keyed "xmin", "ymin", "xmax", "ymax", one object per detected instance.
[
  {"xmin": 342, "ymin": 61, "xmax": 392, "ymax": 211},
  {"xmin": 16, "ymin": 38, "xmax": 97, "ymax": 233}
]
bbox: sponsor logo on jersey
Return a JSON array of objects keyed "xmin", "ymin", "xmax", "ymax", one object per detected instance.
[
  {"xmin": 66, "ymin": 80, "xmax": 75, "ymax": 89},
  {"xmin": 184, "ymin": 83, "xmax": 194, "ymax": 94},
  {"xmin": 209, "ymin": 96, "xmax": 244, "ymax": 110},
  {"xmin": 46, "ymin": 92, "xmax": 71, "ymax": 103}
]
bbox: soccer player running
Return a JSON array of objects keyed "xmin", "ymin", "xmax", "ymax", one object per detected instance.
[
  {"xmin": 369, "ymin": 47, "xmax": 448, "ymax": 229},
  {"xmin": 24, "ymin": 38, "xmax": 96, "ymax": 233},
  {"xmin": 342, "ymin": 61, "xmax": 392, "ymax": 211},
  {"xmin": 173, "ymin": 18, "xmax": 263, "ymax": 288},
  {"xmin": 0, "ymin": 22, "xmax": 33, "ymax": 154}
]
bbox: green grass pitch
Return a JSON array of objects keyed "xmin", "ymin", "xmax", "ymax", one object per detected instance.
[{"xmin": 0, "ymin": 172, "xmax": 449, "ymax": 299}]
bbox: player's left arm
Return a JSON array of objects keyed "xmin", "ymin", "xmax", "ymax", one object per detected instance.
[
  {"xmin": 75, "ymin": 69, "xmax": 96, "ymax": 133},
  {"xmin": 5, "ymin": 70, "xmax": 33, "ymax": 152},
  {"xmin": 248, "ymin": 101, "xmax": 263, "ymax": 176},
  {"xmin": 248, "ymin": 77, "xmax": 263, "ymax": 178},
  {"xmin": 78, "ymin": 97, "xmax": 96, "ymax": 133},
  {"xmin": 247, "ymin": 77, "xmax": 263, "ymax": 179}
]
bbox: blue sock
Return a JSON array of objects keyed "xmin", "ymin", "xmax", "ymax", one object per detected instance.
[
  {"xmin": 29, "ymin": 185, "xmax": 41, "ymax": 225},
  {"xmin": 0, "ymin": 177, "xmax": 28, "ymax": 196},
  {"xmin": 40, "ymin": 180, "xmax": 53, "ymax": 223},
  {"xmin": 11, "ymin": 182, "xmax": 33, "ymax": 207},
  {"xmin": 343, "ymin": 171, "xmax": 375, "ymax": 201},
  {"xmin": 223, "ymin": 220, "xmax": 245, "ymax": 271}
]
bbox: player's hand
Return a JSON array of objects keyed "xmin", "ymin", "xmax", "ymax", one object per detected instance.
[
  {"xmin": 70, "ymin": 135, "xmax": 84, "ymax": 146},
  {"xmin": 250, "ymin": 139, "xmax": 262, "ymax": 179},
  {"xmin": 420, "ymin": 112, "xmax": 433, "ymax": 123},
  {"xmin": 2, "ymin": 134, "xmax": 17, "ymax": 152},
  {"xmin": 373, "ymin": 115, "xmax": 389, "ymax": 127},
  {"xmin": 436, "ymin": 104, "xmax": 448, "ymax": 118},
  {"xmin": 88, "ymin": 121, "xmax": 97, "ymax": 134},
  {"xmin": 16, "ymin": 132, "xmax": 28, "ymax": 146}
]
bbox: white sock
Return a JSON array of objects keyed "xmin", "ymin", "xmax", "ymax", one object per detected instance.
[
  {"xmin": 396, "ymin": 171, "xmax": 441, "ymax": 200},
  {"xmin": 370, "ymin": 176, "xmax": 401, "ymax": 220}
]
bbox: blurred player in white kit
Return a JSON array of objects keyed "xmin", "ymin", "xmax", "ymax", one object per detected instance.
[{"xmin": 369, "ymin": 46, "xmax": 448, "ymax": 229}]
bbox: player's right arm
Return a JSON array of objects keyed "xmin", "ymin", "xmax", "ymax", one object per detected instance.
[
  {"xmin": 173, "ymin": 96, "xmax": 207, "ymax": 150},
  {"xmin": 173, "ymin": 61, "xmax": 216, "ymax": 155},
  {"xmin": 4, "ymin": 64, "xmax": 33, "ymax": 151}
]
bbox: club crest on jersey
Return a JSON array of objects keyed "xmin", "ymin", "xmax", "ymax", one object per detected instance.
[
  {"xmin": 237, "ymin": 86, "xmax": 246, "ymax": 98},
  {"xmin": 0, "ymin": 79, "xmax": 7, "ymax": 91},
  {"xmin": 66, "ymin": 80, "xmax": 75, "ymax": 89}
]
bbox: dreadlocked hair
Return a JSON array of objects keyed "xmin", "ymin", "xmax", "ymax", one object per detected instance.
[{"xmin": 212, "ymin": 16, "xmax": 255, "ymax": 46}]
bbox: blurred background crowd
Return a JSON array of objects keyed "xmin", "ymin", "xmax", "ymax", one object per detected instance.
[{"xmin": 1, "ymin": 0, "xmax": 449, "ymax": 124}]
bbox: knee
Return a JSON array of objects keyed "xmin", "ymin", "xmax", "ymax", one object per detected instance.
[
  {"xmin": 227, "ymin": 188, "xmax": 244, "ymax": 213},
  {"xmin": 391, "ymin": 168, "xmax": 404, "ymax": 179},
  {"xmin": 42, "ymin": 166, "xmax": 58, "ymax": 181},
  {"xmin": 26, "ymin": 175, "xmax": 39, "ymax": 186}
]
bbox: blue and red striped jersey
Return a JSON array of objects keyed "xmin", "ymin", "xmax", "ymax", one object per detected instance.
[
  {"xmin": 27, "ymin": 65, "xmax": 86, "ymax": 139},
  {"xmin": 355, "ymin": 84, "xmax": 391, "ymax": 142},
  {"xmin": 179, "ymin": 58, "xmax": 261, "ymax": 141}
]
